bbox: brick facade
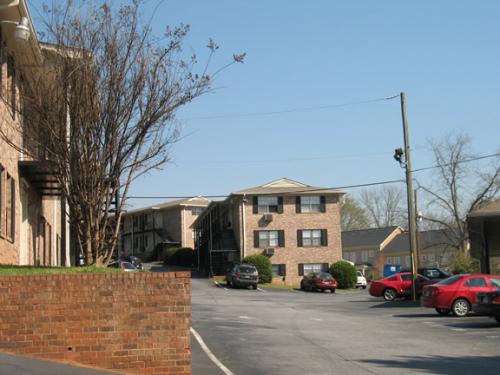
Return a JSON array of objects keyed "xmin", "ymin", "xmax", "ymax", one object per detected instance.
[
  {"xmin": 0, "ymin": 272, "xmax": 191, "ymax": 375},
  {"xmin": 240, "ymin": 195, "xmax": 342, "ymax": 285},
  {"xmin": 121, "ymin": 198, "xmax": 210, "ymax": 257},
  {"xmin": 194, "ymin": 179, "xmax": 344, "ymax": 285},
  {"xmin": 0, "ymin": 7, "xmax": 63, "ymax": 266}
]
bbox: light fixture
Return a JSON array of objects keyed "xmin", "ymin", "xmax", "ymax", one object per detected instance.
[{"xmin": 13, "ymin": 17, "xmax": 30, "ymax": 41}]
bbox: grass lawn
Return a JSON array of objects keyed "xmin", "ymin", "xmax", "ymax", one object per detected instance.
[{"xmin": 0, "ymin": 265, "xmax": 121, "ymax": 276}]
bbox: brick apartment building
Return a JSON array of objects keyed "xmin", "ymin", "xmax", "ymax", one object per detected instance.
[
  {"xmin": 0, "ymin": 1, "xmax": 68, "ymax": 266},
  {"xmin": 193, "ymin": 178, "xmax": 344, "ymax": 285},
  {"xmin": 121, "ymin": 197, "xmax": 210, "ymax": 258}
]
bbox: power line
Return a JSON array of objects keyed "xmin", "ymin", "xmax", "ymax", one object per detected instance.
[
  {"xmin": 126, "ymin": 178, "xmax": 405, "ymax": 200},
  {"xmin": 180, "ymin": 94, "xmax": 399, "ymax": 121},
  {"xmin": 412, "ymin": 152, "xmax": 500, "ymax": 173},
  {"xmin": 126, "ymin": 151, "xmax": 499, "ymax": 201},
  {"xmin": 177, "ymin": 150, "xmax": 396, "ymax": 165}
]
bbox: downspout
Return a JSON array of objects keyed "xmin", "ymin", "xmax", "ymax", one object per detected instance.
[{"xmin": 241, "ymin": 195, "xmax": 247, "ymax": 260}]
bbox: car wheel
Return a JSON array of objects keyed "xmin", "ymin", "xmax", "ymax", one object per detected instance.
[
  {"xmin": 452, "ymin": 298, "xmax": 470, "ymax": 317},
  {"xmin": 226, "ymin": 279, "xmax": 232, "ymax": 287},
  {"xmin": 383, "ymin": 288, "xmax": 397, "ymax": 301},
  {"xmin": 252, "ymin": 284, "xmax": 258, "ymax": 290},
  {"xmin": 435, "ymin": 308, "xmax": 450, "ymax": 316},
  {"xmin": 495, "ymin": 316, "xmax": 500, "ymax": 324},
  {"xmin": 362, "ymin": 285, "xmax": 367, "ymax": 289},
  {"xmin": 331, "ymin": 288, "xmax": 336, "ymax": 294}
]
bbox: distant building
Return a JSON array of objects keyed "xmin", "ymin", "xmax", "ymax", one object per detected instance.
[
  {"xmin": 121, "ymin": 197, "xmax": 210, "ymax": 258},
  {"xmin": 342, "ymin": 227, "xmax": 402, "ymax": 278},
  {"xmin": 193, "ymin": 178, "xmax": 344, "ymax": 285},
  {"xmin": 381, "ymin": 229, "xmax": 458, "ymax": 272},
  {"xmin": 468, "ymin": 200, "xmax": 500, "ymax": 274}
]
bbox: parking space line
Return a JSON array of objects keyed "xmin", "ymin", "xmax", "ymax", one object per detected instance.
[
  {"xmin": 214, "ymin": 281, "xmax": 228, "ymax": 290},
  {"xmin": 191, "ymin": 327, "xmax": 234, "ymax": 375}
]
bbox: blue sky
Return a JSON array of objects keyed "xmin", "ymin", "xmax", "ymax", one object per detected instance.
[{"xmin": 28, "ymin": 1, "xmax": 500, "ymax": 208}]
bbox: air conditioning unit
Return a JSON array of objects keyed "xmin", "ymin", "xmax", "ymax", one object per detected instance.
[
  {"xmin": 264, "ymin": 248, "xmax": 275, "ymax": 256},
  {"xmin": 263, "ymin": 214, "xmax": 273, "ymax": 222}
]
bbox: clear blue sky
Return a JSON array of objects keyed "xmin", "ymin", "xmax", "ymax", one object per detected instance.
[{"xmin": 29, "ymin": 1, "xmax": 500, "ymax": 208}]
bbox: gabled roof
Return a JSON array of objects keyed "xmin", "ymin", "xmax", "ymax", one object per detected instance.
[
  {"xmin": 468, "ymin": 200, "xmax": 500, "ymax": 218},
  {"xmin": 383, "ymin": 229, "xmax": 456, "ymax": 254},
  {"xmin": 232, "ymin": 178, "xmax": 344, "ymax": 196},
  {"xmin": 125, "ymin": 196, "xmax": 211, "ymax": 215},
  {"xmin": 342, "ymin": 226, "xmax": 401, "ymax": 250}
]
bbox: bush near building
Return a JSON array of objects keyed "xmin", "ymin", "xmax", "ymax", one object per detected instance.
[
  {"xmin": 450, "ymin": 254, "xmax": 480, "ymax": 274},
  {"xmin": 243, "ymin": 254, "xmax": 272, "ymax": 283},
  {"xmin": 330, "ymin": 261, "xmax": 357, "ymax": 289}
]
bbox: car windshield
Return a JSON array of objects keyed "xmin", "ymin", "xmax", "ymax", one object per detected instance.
[
  {"xmin": 356, "ymin": 271, "xmax": 363, "ymax": 277},
  {"xmin": 239, "ymin": 266, "xmax": 256, "ymax": 273},
  {"xmin": 435, "ymin": 275, "xmax": 463, "ymax": 286}
]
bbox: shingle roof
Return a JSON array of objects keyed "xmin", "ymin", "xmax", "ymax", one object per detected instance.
[
  {"xmin": 468, "ymin": 200, "xmax": 500, "ymax": 218},
  {"xmin": 342, "ymin": 227, "xmax": 400, "ymax": 249},
  {"xmin": 125, "ymin": 196, "xmax": 211, "ymax": 215},
  {"xmin": 232, "ymin": 178, "xmax": 344, "ymax": 196},
  {"xmin": 383, "ymin": 229, "xmax": 455, "ymax": 254}
]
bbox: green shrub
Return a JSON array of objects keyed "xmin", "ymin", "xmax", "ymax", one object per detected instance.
[
  {"xmin": 329, "ymin": 261, "xmax": 357, "ymax": 289},
  {"xmin": 243, "ymin": 254, "xmax": 272, "ymax": 283},
  {"xmin": 163, "ymin": 247, "xmax": 196, "ymax": 267},
  {"xmin": 450, "ymin": 254, "xmax": 480, "ymax": 274}
]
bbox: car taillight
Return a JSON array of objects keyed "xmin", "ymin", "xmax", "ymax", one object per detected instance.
[
  {"xmin": 492, "ymin": 296, "xmax": 500, "ymax": 305},
  {"xmin": 432, "ymin": 288, "xmax": 440, "ymax": 296}
]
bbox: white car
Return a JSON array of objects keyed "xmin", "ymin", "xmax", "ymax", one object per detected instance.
[{"xmin": 356, "ymin": 271, "xmax": 367, "ymax": 289}]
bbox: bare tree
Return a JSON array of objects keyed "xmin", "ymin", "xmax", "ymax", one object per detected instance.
[
  {"xmin": 359, "ymin": 185, "xmax": 407, "ymax": 228},
  {"xmin": 2, "ymin": 1, "xmax": 244, "ymax": 266},
  {"xmin": 340, "ymin": 196, "xmax": 369, "ymax": 231},
  {"xmin": 418, "ymin": 133, "xmax": 500, "ymax": 253}
]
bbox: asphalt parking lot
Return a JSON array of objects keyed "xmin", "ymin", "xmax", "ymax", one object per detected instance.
[{"xmin": 191, "ymin": 278, "xmax": 500, "ymax": 375}]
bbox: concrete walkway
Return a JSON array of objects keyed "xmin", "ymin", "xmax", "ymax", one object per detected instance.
[{"xmin": 0, "ymin": 353, "xmax": 116, "ymax": 375}]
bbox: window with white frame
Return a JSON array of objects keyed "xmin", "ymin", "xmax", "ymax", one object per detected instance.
[
  {"xmin": 405, "ymin": 256, "xmax": 411, "ymax": 267},
  {"xmin": 300, "ymin": 196, "xmax": 321, "ymax": 213},
  {"xmin": 259, "ymin": 230, "xmax": 279, "ymax": 247},
  {"xmin": 368, "ymin": 250, "xmax": 375, "ymax": 259},
  {"xmin": 301, "ymin": 263, "xmax": 328, "ymax": 274},
  {"xmin": 299, "ymin": 229, "xmax": 327, "ymax": 247},
  {"xmin": 257, "ymin": 196, "xmax": 279, "ymax": 213},
  {"xmin": 361, "ymin": 251, "xmax": 368, "ymax": 263}
]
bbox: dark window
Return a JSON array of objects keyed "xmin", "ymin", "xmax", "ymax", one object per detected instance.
[
  {"xmin": 5, "ymin": 174, "xmax": 14, "ymax": 241},
  {"xmin": 388, "ymin": 276, "xmax": 398, "ymax": 281},
  {"xmin": 401, "ymin": 274, "xmax": 413, "ymax": 281},
  {"xmin": 490, "ymin": 277, "xmax": 500, "ymax": 288},
  {"xmin": 192, "ymin": 207, "xmax": 204, "ymax": 215},
  {"xmin": 464, "ymin": 277, "xmax": 487, "ymax": 287},
  {"xmin": 272, "ymin": 264, "xmax": 286, "ymax": 276},
  {"xmin": 436, "ymin": 275, "xmax": 463, "ymax": 286}
]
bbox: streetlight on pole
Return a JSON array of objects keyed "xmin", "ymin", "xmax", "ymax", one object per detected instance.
[{"xmin": 394, "ymin": 92, "xmax": 418, "ymax": 301}]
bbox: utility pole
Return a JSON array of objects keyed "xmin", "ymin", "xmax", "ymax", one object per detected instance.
[{"xmin": 400, "ymin": 92, "xmax": 418, "ymax": 301}]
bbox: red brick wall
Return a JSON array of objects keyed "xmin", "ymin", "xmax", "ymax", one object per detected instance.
[{"xmin": 0, "ymin": 272, "xmax": 191, "ymax": 374}]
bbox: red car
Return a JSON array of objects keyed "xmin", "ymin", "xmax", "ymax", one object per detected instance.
[
  {"xmin": 421, "ymin": 274, "xmax": 500, "ymax": 317},
  {"xmin": 300, "ymin": 272, "xmax": 338, "ymax": 293},
  {"xmin": 369, "ymin": 272, "xmax": 436, "ymax": 301}
]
